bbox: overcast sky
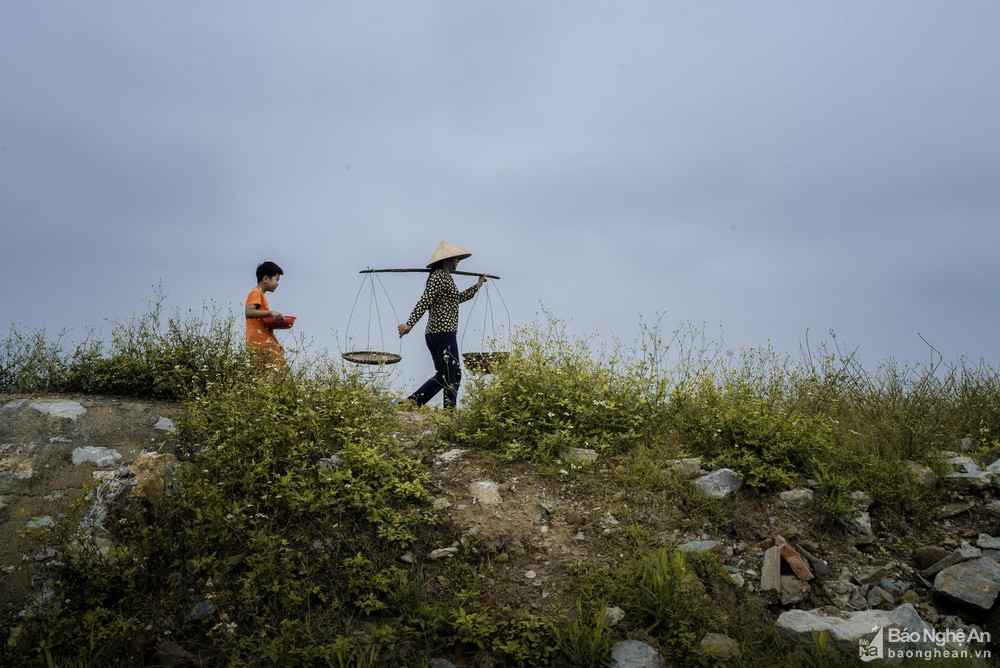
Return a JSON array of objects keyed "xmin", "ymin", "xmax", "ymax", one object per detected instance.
[{"xmin": 3, "ymin": 2, "xmax": 999, "ymax": 392}]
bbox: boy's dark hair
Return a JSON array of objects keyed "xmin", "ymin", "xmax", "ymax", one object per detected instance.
[{"xmin": 256, "ymin": 261, "xmax": 284, "ymax": 283}]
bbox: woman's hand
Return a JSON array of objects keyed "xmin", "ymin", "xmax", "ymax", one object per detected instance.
[
  {"xmin": 397, "ymin": 323, "xmax": 412, "ymax": 337},
  {"xmin": 476, "ymin": 274, "xmax": 489, "ymax": 289}
]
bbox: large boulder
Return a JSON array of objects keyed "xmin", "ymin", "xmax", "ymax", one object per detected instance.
[
  {"xmin": 694, "ymin": 469, "xmax": 743, "ymax": 499},
  {"xmin": 933, "ymin": 557, "xmax": 1000, "ymax": 610},
  {"xmin": 776, "ymin": 604, "xmax": 935, "ymax": 655}
]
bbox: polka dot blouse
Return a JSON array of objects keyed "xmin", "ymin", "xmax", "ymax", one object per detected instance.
[{"xmin": 405, "ymin": 269, "xmax": 480, "ymax": 334}]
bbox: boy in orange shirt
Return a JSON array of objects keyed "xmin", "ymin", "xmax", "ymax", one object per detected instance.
[{"xmin": 245, "ymin": 261, "xmax": 286, "ymax": 364}]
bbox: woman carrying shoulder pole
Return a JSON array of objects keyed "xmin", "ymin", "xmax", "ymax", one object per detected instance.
[{"xmin": 398, "ymin": 240, "xmax": 487, "ymax": 408}]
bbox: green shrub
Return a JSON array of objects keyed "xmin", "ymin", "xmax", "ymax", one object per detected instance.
[
  {"xmin": 452, "ymin": 313, "xmax": 665, "ymax": 462},
  {"xmin": 2, "ymin": 291, "xmax": 243, "ymax": 400},
  {"xmin": 11, "ymin": 302, "xmax": 1000, "ymax": 666},
  {"xmin": 0, "ymin": 325, "xmax": 75, "ymax": 393},
  {"xmin": 61, "ymin": 298, "xmax": 244, "ymax": 400},
  {"xmin": 5, "ymin": 360, "xmax": 434, "ymax": 665},
  {"xmin": 667, "ymin": 347, "xmax": 836, "ymax": 490}
]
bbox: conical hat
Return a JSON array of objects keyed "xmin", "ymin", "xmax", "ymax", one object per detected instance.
[{"xmin": 426, "ymin": 240, "xmax": 471, "ymax": 267}]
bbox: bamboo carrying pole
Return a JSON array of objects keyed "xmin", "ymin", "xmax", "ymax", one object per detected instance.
[{"xmin": 359, "ymin": 268, "xmax": 501, "ymax": 279}]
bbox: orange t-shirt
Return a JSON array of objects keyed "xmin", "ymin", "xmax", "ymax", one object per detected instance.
[{"xmin": 245, "ymin": 287, "xmax": 284, "ymax": 360}]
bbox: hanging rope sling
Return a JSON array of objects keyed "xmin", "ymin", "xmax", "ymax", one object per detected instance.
[
  {"xmin": 461, "ymin": 278, "xmax": 511, "ymax": 375},
  {"xmin": 341, "ymin": 269, "xmax": 403, "ymax": 366},
  {"xmin": 346, "ymin": 267, "xmax": 506, "ymax": 373}
]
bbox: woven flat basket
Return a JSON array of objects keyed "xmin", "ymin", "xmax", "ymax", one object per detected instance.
[{"xmin": 342, "ymin": 351, "xmax": 402, "ymax": 365}]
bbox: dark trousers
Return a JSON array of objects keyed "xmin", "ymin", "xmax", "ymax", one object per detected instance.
[{"xmin": 408, "ymin": 332, "xmax": 461, "ymax": 408}]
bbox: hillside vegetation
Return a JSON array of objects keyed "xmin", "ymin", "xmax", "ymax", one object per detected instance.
[{"xmin": 2, "ymin": 301, "xmax": 999, "ymax": 666}]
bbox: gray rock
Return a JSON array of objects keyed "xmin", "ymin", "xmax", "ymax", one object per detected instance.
[
  {"xmin": 855, "ymin": 565, "xmax": 889, "ymax": 586},
  {"xmin": 822, "ymin": 579, "xmax": 867, "ymax": 610},
  {"xmin": 921, "ymin": 546, "xmax": 981, "ymax": 577},
  {"xmin": 428, "ymin": 660, "xmax": 455, "ymax": 668},
  {"xmin": 665, "ymin": 457, "xmax": 703, "ymax": 478},
  {"xmin": 934, "ymin": 557, "xmax": 1000, "ymax": 610},
  {"xmin": 905, "ymin": 460, "xmax": 938, "ymax": 487},
  {"xmin": 938, "ymin": 503, "xmax": 975, "ymax": 520},
  {"xmin": 26, "ymin": 516, "xmax": 56, "ymax": 529},
  {"xmin": 185, "ymin": 599, "xmax": 216, "ymax": 622},
  {"xmin": 796, "ymin": 545, "xmax": 833, "ymax": 577},
  {"xmin": 947, "ymin": 455, "xmax": 981, "ymax": 474},
  {"xmin": 435, "ymin": 448, "xmax": 465, "ymax": 464},
  {"xmin": 775, "ymin": 604, "xmax": 934, "ymax": 655},
  {"xmin": 779, "ymin": 489, "xmax": 814, "ymax": 508},
  {"xmin": 71, "ymin": 446, "xmax": 122, "ymax": 467},
  {"xmin": 981, "ymin": 500, "xmax": 1000, "ymax": 518},
  {"xmin": 987, "ymin": 458, "xmax": 1000, "ymax": 473},
  {"xmin": 809, "ymin": 558, "xmax": 833, "ymax": 577},
  {"xmin": 878, "ymin": 579, "xmax": 902, "ymax": 603},
  {"xmin": 469, "ymin": 481, "xmax": 502, "ymax": 504},
  {"xmin": 848, "ymin": 511, "xmax": 875, "ymax": 543},
  {"xmin": 850, "ymin": 491, "xmax": 873, "ymax": 512},
  {"xmin": 29, "ymin": 400, "xmax": 86, "ymax": 420},
  {"xmin": 780, "ymin": 576, "xmax": 811, "ymax": 605},
  {"xmin": 152, "ymin": 417, "xmax": 176, "ymax": 432},
  {"xmin": 1, "ymin": 399, "xmax": 28, "ymax": 411},
  {"xmin": 694, "ymin": 468, "xmax": 744, "ymax": 499},
  {"xmin": 945, "ymin": 471, "xmax": 997, "ymax": 491},
  {"xmin": 761, "ymin": 546, "xmax": 781, "ymax": 592},
  {"xmin": 318, "ymin": 455, "xmax": 343, "ymax": 470},
  {"xmin": 429, "ymin": 547, "xmax": 459, "ymax": 559},
  {"xmin": 94, "ymin": 536, "xmax": 116, "ymax": 558},
  {"xmin": 914, "ymin": 545, "xmax": 951, "ymax": 570},
  {"xmin": 977, "ymin": 534, "xmax": 1000, "ymax": 550},
  {"xmin": 609, "ymin": 640, "xmax": 665, "ymax": 668},
  {"xmin": 699, "ymin": 633, "xmax": 740, "ymax": 661},
  {"xmin": 866, "ymin": 585, "xmax": 895, "ymax": 609},
  {"xmin": 678, "ymin": 540, "xmax": 720, "ymax": 554},
  {"xmin": 562, "ymin": 447, "xmax": 599, "ymax": 465},
  {"xmin": 18, "ymin": 581, "xmax": 58, "ymax": 618},
  {"xmin": 605, "ymin": 606, "xmax": 625, "ymax": 626}
]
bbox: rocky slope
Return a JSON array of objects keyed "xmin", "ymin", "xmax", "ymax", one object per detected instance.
[{"xmin": 3, "ymin": 394, "xmax": 1000, "ymax": 664}]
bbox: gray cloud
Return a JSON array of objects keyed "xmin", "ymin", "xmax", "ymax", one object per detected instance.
[{"xmin": 3, "ymin": 2, "xmax": 1000, "ymax": 390}]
